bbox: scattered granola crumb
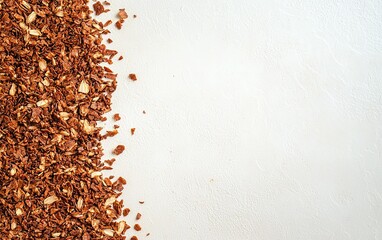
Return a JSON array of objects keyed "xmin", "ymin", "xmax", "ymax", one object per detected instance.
[
  {"xmin": 113, "ymin": 145, "xmax": 126, "ymax": 155},
  {"xmin": 118, "ymin": 9, "xmax": 128, "ymax": 20},
  {"xmin": 119, "ymin": 56, "xmax": 124, "ymax": 61},
  {"xmin": 133, "ymin": 14, "xmax": 137, "ymax": 18},
  {"xmin": 129, "ymin": 73, "xmax": 137, "ymax": 81},
  {"xmin": 131, "ymin": 128, "xmax": 136, "ymax": 135},
  {"xmin": 123, "ymin": 208, "xmax": 131, "ymax": 217},
  {"xmin": 131, "ymin": 236, "xmax": 138, "ymax": 240},
  {"xmin": 114, "ymin": 113, "xmax": 121, "ymax": 121},
  {"xmin": 116, "ymin": 19, "xmax": 124, "ymax": 30},
  {"xmin": 146, "ymin": 233, "xmax": 150, "ymax": 236},
  {"xmin": 107, "ymin": 38, "xmax": 113, "ymax": 43},
  {"xmin": 114, "ymin": 124, "xmax": 120, "ymax": 129},
  {"xmin": 134, "ymin": 224, "xmax": 142, "ymax": 231},
  {"xmin": 104, "ymin": 20, "xmax": 113, "ymax": 27},
  {"xmin": 136, "ymin": 213, "xmax": 142, "ymax": 220},
  {"xmin": 143, "ymin": 110, "xmax": 146, "ymax": 114},
  {"xmin": 105, "ymin": 158, "xmax": 116, "ymax": 166},
  {"xmin": 139, "ymin": 201, "xmax": 145, "ymax": 204},
  {"xmin": 103, "ymin": 130, "xmax": 119, "ymax": 139},
  {"xmin": 103, "ymin": 1, "xmax": 111, "ymax": 5},
  {"xmin": 93, "ymin": 1, "xmax": 105, "ymax": 15}
]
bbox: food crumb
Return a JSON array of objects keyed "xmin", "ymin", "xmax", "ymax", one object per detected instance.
[
  {"xmin": 105, "ymin": 158, "xmax": 116, "ymax": 166},
  {"xmin": 93, "ymin": 1, "xmax": 105, "ymax": 15},
  {"xmin": 113, "ymin": 113, "xmax": 121, "ymax": 121},
  {"xmin": 118, "ymin": 56, "xmax": 124, "ymax": 61},
  {"xmin": 133, "ymin": 14, "xmax": 137, "ymax": 18},
  {"xmin": 123, "ymin": 208, "xmax": 131, "ymax": 217},
  {"xmin": 131, "ymin": 128, "xmax": 136, "ymax": 135},
  {"xmin": 118, "ymin": 9, "xmax": 128, "ymax": 20},
  {"xmin": 129, "ymin": 74, "xmax": 137, "ymax": 81},
  {"xmin": 113, "ymin": 145, "xmax": 125, "ymax": 155},
  {"xmin": 115, "ymin": 19, "xmax": 124, "ymax": 30},
  {"xmin": 107, "ymin": 38, "xmax": 113, "ymax": 43},
  {"xmin": 134, "ymin": 224, "xmax": 142, "ymax": 231},
  {"xmin": 139, "ymin": 201, "xmax": 145, "ymax": 204},
  {"xmin": 136, "ymin": 213, "xmax": 142, "ymax": 220},
  {"xmin": 131, "ymin": 236, "xmax": 138, "ymax": 240}
]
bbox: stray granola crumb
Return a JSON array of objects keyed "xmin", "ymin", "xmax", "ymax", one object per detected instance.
[
  {"xmin": 118, "ymin": 56, "xmax": 124, "ymax": 61},
  {"xmin": 134, "ymin": 224, "xmax": 142, "ymax": 231},
  {"xmin": 115, "ymin": 19, "xmax": 124, "ymax": 30},
  {"xmin": 114, "ymin": 113, "xmax": 121, "ymax": 121},
  {"xmin": 131, "ymin": 128, "xmax": 136, "ymax": 135},
  {"xmin": 107, "ymin": 38, "xmax": 113, "ymax": 43},
  {"xmin": 93, "ymin": 1, "xmax": 105, "ymax": 15},
  {"xmin": 136, "ymin": 213, "xmax": 142, "ymax": 220},
  {"xmin": 118, "ymin": 9, "xmax": 128, "ymax": 20},
  {"xmin": 131, "ymin": 236, "xmax": 138, "ymax": 240},
  {"xmin": 105, "ymin": 158, "xmax": 116, "ymax": 166},
  {"xmin": 113, "ymin": 145, "xmax": 126, "ymax": 155},
  {"xmin": 123, "ymin": 208, "xmax": 131, "ymax": 217},
  {"xmin": 129, "ymin": 74, "xmax": 137, "ymax": 81}
]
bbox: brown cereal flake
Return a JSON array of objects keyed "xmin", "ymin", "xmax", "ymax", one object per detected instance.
[
  {"xmin": 118, "ymin": 9, "xmax": 128, "ymax": 20},
  {"xmin": 113, "ymin": 145, "xmax": 126, "ymax": 155},
  {"xmin": 129, "ymin": 73, "xmax": 138, "ymax": 81},
  {"xmin": 134, "ymin": 224, "xmax": 142, "ymax": 231},
  {"xmin": 93, "ymin": 1, "xmax": 105, "ymax": 15},
  {"xmin": 114, "ymin": 113, "xmax": 121, "ymax": 121}
]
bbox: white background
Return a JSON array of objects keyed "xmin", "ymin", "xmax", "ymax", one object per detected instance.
[{"xmin": 99, "ymin": 1, "xmax": 382, "ymax": 239}]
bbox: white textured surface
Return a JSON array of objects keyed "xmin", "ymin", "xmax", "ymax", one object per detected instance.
[{"xmin": 103, "ymin": 1, "xmax": 382, "ymax": 239}]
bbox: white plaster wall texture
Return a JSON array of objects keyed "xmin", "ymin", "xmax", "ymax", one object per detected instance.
[{"xmin": 101, "ymin": 0, "xmax": 382, "ymax": 239}]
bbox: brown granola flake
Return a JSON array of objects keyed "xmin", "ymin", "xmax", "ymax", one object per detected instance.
[
  {"xmin": 93, "ymin": 1, "xmax": 105, "ymax": 15},
  {"xmin": 116, "ymin": 19, "xmax": 124, "ymax": 30},
  {"xmin": 131, "ymin": 236, "xmax": 139, "ymax": 240},
  {"xmin": 131, "ymin": 128, "xmax": 136, "ymax": 135},
  {"xmin": 129, "ymin": 73, "xmax": 138, "ymax": 81},
  {"xmin": 136, "ymin": 213, "xmax": 142, "ymax": 220},
  {"xmin": 123, "ymin": 208, "xmax": 131, "ymax": 216},
  {"xmin": 113, "ymin": 145, "xmax": 126, "ymax": 155},
  {"xmin": 118, "ymin": 9, "xmax": 128, "ymax": 20},
  {"xmin": 114, "ymin": 113, "xmax": 122, "ymax": 121},
  {"xmin": 134, "ymin": 224, "xmax": 142, "ymax": 231}
]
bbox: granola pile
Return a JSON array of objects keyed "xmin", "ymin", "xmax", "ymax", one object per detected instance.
[{"xmin": 0, "ymin": 0, "xmax": 137, "ymax": 239}]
